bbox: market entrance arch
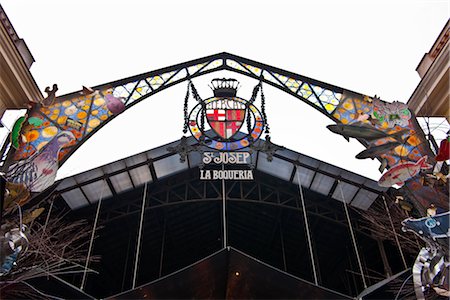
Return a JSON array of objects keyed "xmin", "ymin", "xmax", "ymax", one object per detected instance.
[{"xmin": 6, "ymin": 52, "xmax": 442, "ymax": 210}]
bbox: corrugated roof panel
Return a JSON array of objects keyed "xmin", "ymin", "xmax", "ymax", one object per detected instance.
[
  {"xmin": 153, "ymin": 155, "xmax": 189, "ymax": 179},
  {"xmin": 147, "ymin": 138, "xmax": 194, "ymax": 160},
  {"xmin": 351, "ymin": 188, "xmax": 379, "ymax": 210},
  {"xmin": 125, "ymin": 153, "xmax": 147, "ymax": 167},
  {"xmin": 332, "ymin": 181, "xmax": 359, "ymax": 203},
  {"xmin": 318, "ymin": 163, "xmax": 343, "ymax": 178},
  {"xmin": 102, "ymin": 160, "xmax": 126, "ymax": 173},
  {"xmin": 276, "ymin": 149, "xmax": 300, "ymax": 161},
  {"xmin": 310, "ymin": 174, "xmax": 335, "ymax": 196},
  {"xmin": 81, "ymin": 180, "xmax": 113, "ymax": 203},
  {"xmin": 129, "ymin": 165, "xmax": 153, "ymax": 187},
  {"xmin": 257, "ymin": 152, "xmax": 293, "ymax": 181},
  {"xmin": 74, "ymin": 168, "xmax": 104, "ymax": 184},
  {"xmin": 56, "ymin": 177, "xmax": 77, "ymax": 191},
  {"xmin": 109, "ymin": 172, "xmax": 134, "ymax": 193},
  {"xmin": 298, "ymin": 154, "xmax": 321, "ymax": 169},
  {"xmin": 364, "ymin": 178, "xmax": 388, "ymax": 192},
  {"xmin": 293, "ymin": 167, "xmax": 315, "ymax": 188},
  {"xmin": 188, "ymin": 151, "xmax": 202, "ymax": 168},
  {"xmin": 61, "ymin": 188, "xmax": 89, "ymax": 210},
  {"xmin": 344, "ymin": 172, "xmax": 366, "ymax": 185}
]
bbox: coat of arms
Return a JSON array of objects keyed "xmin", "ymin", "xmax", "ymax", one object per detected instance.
[{"xmin": 188, "ymin": 78, "xmax": 265, "ymax": 151}]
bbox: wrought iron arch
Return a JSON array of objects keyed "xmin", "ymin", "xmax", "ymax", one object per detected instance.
[
  {"xmin": 9, "ymin": 52, "xmax": 366, "ymax": 167},
  {"xmin": 5, "ymin": 52, "xmax": 446, "ymax": 211}
]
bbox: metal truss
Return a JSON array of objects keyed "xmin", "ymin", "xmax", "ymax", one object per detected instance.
[
  {"xmin": 98, "ymin": 169, "xmax": 370, "ymax": 236},
  {"xmin": 1, "ymin": 52, "xmax": 350, "ymax": 169},
  {"xmin": 50, "ymin": 52, "xmax": 351, "ymax": 167},
  {"xmin": 59, "ymin": 52, "xmax": 347, "ymax": 118}
]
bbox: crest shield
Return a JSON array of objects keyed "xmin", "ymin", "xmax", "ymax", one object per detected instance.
[{"xmin": 206, "ymin": 108, "xmax": 245, "ymax": 139}]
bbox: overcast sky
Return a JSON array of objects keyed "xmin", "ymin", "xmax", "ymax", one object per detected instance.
[{"xmin": 1, "ymin": 0, "xmax": 449, "ymax": 181}]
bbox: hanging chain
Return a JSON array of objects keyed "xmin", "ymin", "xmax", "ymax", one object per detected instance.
[
  {"xmin": 246, "ymin": 81, "xmax": 262, "ymax": 139},
  {"xmin": 190, "ymin": 81, "xmax": 206, "ymax": 141},
  {"xmin": 182, "ymin": 81, "xmax": 191, "ymax": 134},
  {"xmin": 260, "ymin": 82, "xmax": 270, "ymax": 135}
]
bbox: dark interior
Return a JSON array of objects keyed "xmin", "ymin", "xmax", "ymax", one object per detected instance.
[{"xmin": 36, "ymin": 167, "xmax": 413, "ymax": 299}]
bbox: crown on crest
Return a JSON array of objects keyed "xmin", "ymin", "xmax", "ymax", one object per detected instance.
[{"xmin": 211, "ymin": 78, "xmax": 239, "ymax": 97}]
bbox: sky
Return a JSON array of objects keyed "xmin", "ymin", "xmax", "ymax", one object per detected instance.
[{"xmin": 1, "ymin": 0, "xmax": 449, "ymax": 181}]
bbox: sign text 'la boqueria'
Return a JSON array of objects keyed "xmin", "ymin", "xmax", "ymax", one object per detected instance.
[{"xmin": 200, "ymin": 152, "xmax": 253, "ymax": 180}]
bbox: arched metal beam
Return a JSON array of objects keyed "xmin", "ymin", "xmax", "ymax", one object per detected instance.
[
  {"xmin": 10, "ymin": 52, "xmax": 359, "ymax": 169},
  {"xmin": 6, "ymin": 52, "xmax": 446, "ymax": 211}
]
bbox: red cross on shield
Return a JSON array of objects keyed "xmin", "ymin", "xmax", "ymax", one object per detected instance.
[{"xmin": 206, "ymin": 108, "xmax": 246, "ymax": 139}]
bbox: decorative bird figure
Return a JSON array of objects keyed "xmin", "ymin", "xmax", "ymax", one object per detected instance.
[
  {"xmin": 41, "ymin": 84, "xmax": 58, "ymax": 107},
  {"xmin": 6, "ymin": 131, "xmax": 75, "ymax": 193}
]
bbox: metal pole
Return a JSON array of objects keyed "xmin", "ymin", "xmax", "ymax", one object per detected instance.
[
  {"xmin": 297, "ymin": 171, "xmax": 319, "ymax": 285},
  {"xmin": 132, "ymin": 181, "xmax": 148, "ymax": 289},
  {"xmin": 222, "ymin": 164, "xmax": 227, "ymax": 248},
  {"xmin": 376, "ymin": 238, "xmax": 392, "ymax": 277},
  {"xmin": 81, "ymin": 186, "xmax": 104, "ymax": 290},
  {"xmin": 159, "ymin": 217, "xmax": 166, "ymax": 277},
  {"xmin": 279, "ymin": 221, "xmax": 287, "ymax": 272},
  {"xmin": 382, "ymin": 195, "xmax": 408, "ymax": 269},
  {"xmin": 39, "ymin": 197, "xmax": 54, "ymax": 257},
  {"xmin": 121, "ymin": 232, "xmax": 132, "ymax": 292},
  {"xmin": 338, "ymin": 180, "xmax": 367, "ymax": 288}
]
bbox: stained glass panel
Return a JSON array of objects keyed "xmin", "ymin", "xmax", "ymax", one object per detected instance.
[
  {"xmin": 201, "ymin": 59, "xmax": 223, "ymax": 72},
  {"xmin": 262, "ymin": 70, "xmax": 283, "ymax": 87},
  {"xmin": 242, "ymin": 63, "xmax": 262, "ymax": 76},
  {"xmin": 187, "ymin": 63, "xmax": 208, "ymax": 76},
  {"xmin": 167, "ymin": 69, "xmax": 188, "ymax": 85},
  {"xmin": 226, "ymin": 60, "xmax": 251, "ymax": 74}
]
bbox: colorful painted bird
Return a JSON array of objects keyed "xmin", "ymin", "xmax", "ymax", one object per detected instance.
[
  {"xmin": 378, "ymin": 155, "xmax": 433, "ymax": 187},
  {"xmin": 6, "ymin": 131, "xmax": 75, "ymax": 193}
]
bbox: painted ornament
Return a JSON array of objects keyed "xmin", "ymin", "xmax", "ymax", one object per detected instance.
[
  {"xmin": 10, "ymin": 116, "xmax": 26, "ymax": 149},
  {"xmin": 41, "ymin": 84, "xmax": 58, "ymax": 107},
  {"xmin": 327, "ymin": 122, "xmax": 408, "ymax": 142},
  {"xmin": 355, "ymin": 141, "xmax": 400, "ymax": 159},
  {"xmin": 378, "ymin": 155, "xmax": 432, "ymax": 187},
  {"xmin": 372, "ymin": 99, "xmax": 411, "ymax": 128},
  {"xmin": 80, "ymin": 85, "xmax": 98, "ymax": 96},
  {"xmin": 105, "ymin": 94, "xmax": 125, "ymax": 114},
  {"xmin": 6, "ymin": 131, "xmax": 75, "ymax": 193},
  {"xmin": 27, "ymin": 117, "xmax": 44, "ymax": 127}
]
